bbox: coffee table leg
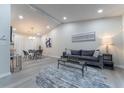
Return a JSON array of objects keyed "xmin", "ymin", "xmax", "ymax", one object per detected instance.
[
  {"xmin": 58, "ymin": 60, "xmax": 60, "ymax": 69},
  {"xmin": 82, "ymin": 64, "xmax": 84, "ymax": 77},
  {"xmin": 64, "ymin": 61, "xmax": 66, "ymax": 66},
  {"xmin": 85, "ymin": 63, "xmax": 87, "ymax": 71}
]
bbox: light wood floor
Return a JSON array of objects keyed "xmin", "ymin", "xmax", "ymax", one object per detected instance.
[{"xmin": 0, "ymin": 57, "xmax": 124, "ymax": 88}]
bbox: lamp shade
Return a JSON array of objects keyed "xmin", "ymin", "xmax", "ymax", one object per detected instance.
[
  {"xmin": 102, "ymin": 36, "xmax": 113, "ymax": 45},
  {"xmin": 102, "ymin": 36, "xmax": 113, "ymax": 54}
]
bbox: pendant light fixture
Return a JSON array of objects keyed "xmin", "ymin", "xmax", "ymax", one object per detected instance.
[{"xmin": 28, "ymin": 27, "xmax": 36, "ymax": 40}]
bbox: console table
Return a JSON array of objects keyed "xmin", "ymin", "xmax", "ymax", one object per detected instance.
[
  {"xmin": 58, "ymin": 55, "xmax": 87, "ymax": 77},
  {"xmin": 10, "ymin": 55, "xmax": 22, "ymax": 73}
]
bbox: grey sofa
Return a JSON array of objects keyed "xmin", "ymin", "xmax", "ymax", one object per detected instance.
[{"xmin": 62, "ymin": 49, "xmax": 103, "ymax": 69}]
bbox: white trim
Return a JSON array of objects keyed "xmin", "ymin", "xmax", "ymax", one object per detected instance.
[
  {"xmin": 0, "ymin": 72, "xmax": 11, "ymax": 79},
  {"xmin": 115, "ymin": 65, "xmax": 124, "ymax": 69},
  {"xmin": 43, "ymin": 54, "xmax": 60, "ymax": 58},
  {"xmin": 49, "ymin": 55, "xmax": 60, "ymax": 58}
]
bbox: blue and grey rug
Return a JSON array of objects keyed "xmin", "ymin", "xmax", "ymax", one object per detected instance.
[{"xmin": 36, "ymin": 63, "xmax": 112, "ymax": 88}]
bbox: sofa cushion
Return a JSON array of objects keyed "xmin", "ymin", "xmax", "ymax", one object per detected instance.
[
  {"xmin": 80, "ymin": 56, "xmax": 99, "ymax": 61},
  {"xmin": 81, "ymin": 50, "xmax": 95, "ymax": 56},
  {"xmin": 71, "ymin": 50, "xmax": 81, "ymax": 56}
]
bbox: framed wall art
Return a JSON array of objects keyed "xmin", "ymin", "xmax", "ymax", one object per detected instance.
[
  {"xmin": 45, "ymin": 38, "xmax": 52, "ymax": 48},
  {"xmin": 72, "ymin": 32, "xmax": 95, "ymax": 42}
]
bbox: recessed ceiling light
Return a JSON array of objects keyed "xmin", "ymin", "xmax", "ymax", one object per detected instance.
[
  {"xmin": 13, "ymin": 28, "xmax": 16, "ymax": 31},
  {"xmin": 18, "ymin": 15, "xmax": 24, "ymax": 19},
  {"xmin": 97, "ymin": 9, "xmax": 103, "ymax": 13},
  {"xmin": 46, "ymin": 26, "xmax": 50, "ymax": 29},
  {"xmin": 63, "ymin": 17, "xmax": 67, "ymax": 20}
]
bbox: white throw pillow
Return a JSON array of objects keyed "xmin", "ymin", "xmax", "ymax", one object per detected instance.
[
  {"xmin": 66, "ymin": 49, "xmax": 71, "ymax": 55},
  {"xmin": 93, "ymin": 50, "xmax": 100, "ymax": 58}
]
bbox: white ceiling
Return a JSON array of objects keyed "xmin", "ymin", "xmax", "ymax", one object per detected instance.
[
  {"xmin": 11, "ymin": 4, "xmax": 124, "ymax": 36},
  {"xmin": 11, "ymin": 4, "xmax": 60, "ymax": 36}
]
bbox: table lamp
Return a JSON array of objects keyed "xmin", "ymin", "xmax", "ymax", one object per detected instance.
[{"xmin": 102, "ymin": 37, "xmax": 113, "ymax": 54}]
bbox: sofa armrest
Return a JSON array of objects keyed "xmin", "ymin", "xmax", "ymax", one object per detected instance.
[
  {"xmin": 61, "ymin": 52, "xmax": 68, "ymax": 58},
  {"xmin": 63, "ymin": 51, "xmax": 66, "ymax": 56},
  {"xmin": 61, "ymin": 56, "xmax": 63, "ymax": 58}
]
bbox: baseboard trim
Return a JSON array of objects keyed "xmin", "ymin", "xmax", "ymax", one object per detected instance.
[
  {"xmin": 0, "ymin": 72, "xmax": 11, "ymax": 79},
  {"xmin": 115, "ymin": 65, "xmax": 124, "ymax": 69},
  {"xmin": 49, "ymin": 55, "xmax": 60, "ymax": 58},
  {"xmin": 43, "ymin": 54, "xmax": 60, "ymax": 58}
]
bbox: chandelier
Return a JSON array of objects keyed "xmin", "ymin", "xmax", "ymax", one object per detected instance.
[{"xmin": 28, "ymin": 27, "xmax": 36, "ymax": 40}]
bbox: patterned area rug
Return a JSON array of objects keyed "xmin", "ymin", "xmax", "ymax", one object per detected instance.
[{"xmin": 36, "ymin": 63, "xmax": 112, "ymax": 88}]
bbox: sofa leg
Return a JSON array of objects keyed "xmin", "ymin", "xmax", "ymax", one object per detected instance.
[{"xmin": 82, "ymin": 64, "xmax": 85, "ymax": 77}]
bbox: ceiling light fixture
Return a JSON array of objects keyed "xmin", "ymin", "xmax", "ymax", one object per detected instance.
[
  {"xmin": 13, "ymin": 28, "xmax": 16, "ymax": 31},
  {"xmin": 28, "ymin": 27, "xmax": 36, "ymax": 40},
  {"xmin": 97, "ymin": 9, "xmax": 103, "ymax": 13},
  {"xmin": 63, "ymin": 17, "xmax": 67, "ymax": 20},
  {"xmin": 46, "ymin": 26, "xmax": 50, "ymax": 29},
  {"xmin": 18, "ymin": 15, "xmax": 24, "ymax": 19},
  {"xmin": 32, "ymin": 37, "xmax": 36, "ymax": 39},
  {"xmin": 28, "ymin": 36, "xmax": 36, "ymax": 40}
]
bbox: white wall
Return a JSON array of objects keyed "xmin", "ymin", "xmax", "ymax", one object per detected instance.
[
  {"xmin": 0, "ymin": 5, "xmax": 10, "ymax": 78},
  {"xmin": 13, "ymin": 33, "xmax": 41, "ymax": 56},
  {"xmin": 41, "ymin": 16, "xmax": 124, "ymax": 67},
  {"xmin": 122, "ymin": 15, "xmax": 124, "ymax": 65}
]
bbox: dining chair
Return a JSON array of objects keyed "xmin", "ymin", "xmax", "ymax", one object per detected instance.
[{"xmin": 23, "ymin": 50, "xmax": 31, "ymax": 61}]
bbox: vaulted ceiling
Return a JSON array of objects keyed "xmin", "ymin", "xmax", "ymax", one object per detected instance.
[{"xmin": 11, "ymin": 4, "xmax": 124, "ymax": 36}]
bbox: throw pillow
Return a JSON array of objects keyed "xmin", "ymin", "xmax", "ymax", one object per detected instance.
[
  {"xmin": 66, "ymin": 49, "xmax": 71, "ymax": 55},
  {"xmin": 93, "ymin": 50, "xmax": 100, "ymax": 58}
]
